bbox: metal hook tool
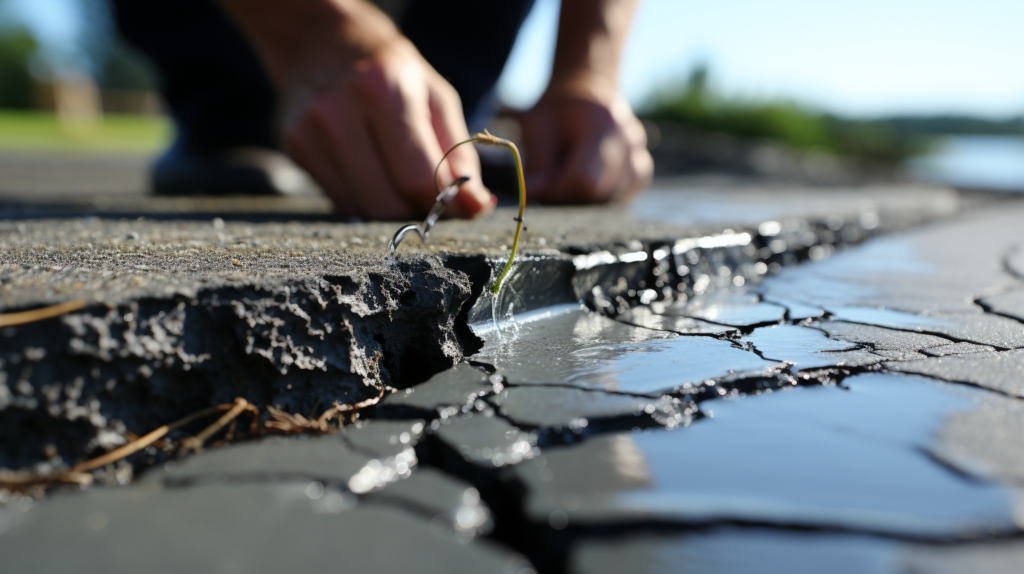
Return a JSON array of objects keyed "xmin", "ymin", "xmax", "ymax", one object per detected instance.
[{"xmin": 389, "ymin": 176, "xmax": 469, "ymax": 258}]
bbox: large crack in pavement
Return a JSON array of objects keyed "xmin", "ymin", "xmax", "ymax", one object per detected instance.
[
  {"xmin": 0, "ymin": 200, "xmax": 902, "ymax": 472},
  {"xmin": 377, "ymin": 204, "xmax": 1024, "ymax": 572},
  {"xmin": 0, "ymin": 260, "xmax": 478, "ymax": 469},
  {"xmin": 9, "ymin": 194, "xmax": 1024, "ymax": 573}
]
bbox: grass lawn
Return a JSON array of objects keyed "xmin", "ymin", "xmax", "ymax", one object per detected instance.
[{"xmin": 0, "ymin": 110, "xmax": 171, "ymax": 154}]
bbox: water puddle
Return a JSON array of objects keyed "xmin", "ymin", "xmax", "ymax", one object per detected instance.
[
  {"xmin": 469, "ymin": 302, "xmax": 582, "ymax": 340},
  {"xmin": 473, "ymin": 310, "xmax": 779, "ymax": 395},
  {"xmin": 671, "ymin": 293, "xmax": 787, "ymax": 327},
  {"xmin": 513, "ymin": 373, "xmax": 1018, "ymax": 537},
  {"xmin": 757, "ymin": 238, "xmax": 933, "ymax": 308},
  {"xmin": 741, "ymin": 324, "xmax": 876, "ymax": 370},
  {"xmin": 618, "ymin": 306, "xmax": 738, "ymax": 336}
]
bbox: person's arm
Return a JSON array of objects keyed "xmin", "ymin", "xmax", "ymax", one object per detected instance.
[
  {"xmin": 217, "ymin": 0, "xmax": 495, "ymax": 219},
  {"xmin": 522, "ymin": 0, "xmax": 652, "ymax": 203}
]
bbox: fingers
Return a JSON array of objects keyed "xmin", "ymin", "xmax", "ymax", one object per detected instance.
[
  {"xmin": 427, "ymin": 79, "xmax": 494, "ymax": 218},
  {"xmin": 287, "ymin": 126, "xmax": 365, "ymax": 218},
  {"xmin": 286, "ymin": 94, "xmax": 419, "ymax": 220},
  {"xmin": 351, "ymin": 55, "xmax": 493, "ymax": 219},
  {"xmin": 285, "ymin": 50, "xmax": 494, "ymax": 221},
  {"xmin": 526, "ymin": 96, "xmax": 653, "ymax": 204},
  {"xmin": 548, "ymin": 129, "xmax": 627, "ymax": 203},
  {"xmin": 352, "ymin": 60, "xmax": 442, "ymax": 215},
  {"xmin": 615, "ymin": 104, "xmax": 654, "ymax": 201},
  {"xmin": 627, "ymin": 134, "xmax": 654, "ymax": 200}
]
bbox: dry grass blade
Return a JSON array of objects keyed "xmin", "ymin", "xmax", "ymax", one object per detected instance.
[
  {"xmin": 0, "ymin": 299, "xmax": 85, "ymax": 328},
  {"xmin": 70, "ymin": 403, "xmax": 236, "ymax": 473},
  {"xmin": 1, "ymin": 392, "xmax": 385, "ymax": 494},
  {"xmin": 266, "ymin": 391, "xmax": 386, "ymax": 434},
  {"xmin": 0, "ymin": 401, "xmax": 240, "ymax": 492},
  {"xmin": 181, "ymin": 398, "xmax": 256, "ymax": 452},
  {"xmin": 265, "ymin": 406, "xmax": 332, "ymax": 434},
  {"xmin": 0, "ymin": 470, "xmax": 94, "ymax": 488}
]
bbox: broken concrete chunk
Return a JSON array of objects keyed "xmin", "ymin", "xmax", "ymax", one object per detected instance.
[
  {"xmin": 886, "ymin": 349, "xmax": 1024, "ymax": 397},
  {"xmin": 757, "ymin": 210, "xmax": 1024, "ymax": 349},
  {"xmin": 145, "ymin": 435, "xmax": 372, "ymax": 485},
  {"xmin": 979, "ymin": 289, "xmax": 1024, "ymax": 324},
  {"xmin": 935, "ymin": 397, "xmax": 1024, "ymax": 486},
  {"xmin": 431, "ymin": 413, "xmax": 538, "ymax": 468},
  {"xmin": 342, "ymin": 419, "xmax": 426, "ymax": 455},
  {"xmin": 512, "ymin": 374, "xmax": 1017, "ymax": 537},
  {"xmin": 921, "ymin": 342, "xmax": 997, "ymax": 357},
  {"xmin": 490, "ymin": 386, "xmax": 694, "ymax": 431},
  {"xmin": 871, "ymin": 349, "xmax": 930, "ymax": 362},
  {"xmin": 0, "ymin": 261, "xmax": 474, "ymax": 470},
  {"xmin": 377, "ymin": 362, "xmax": 495, "ymax": 415},
  {"xmin": 369, "ymin": 466, "xmax": 493, "ymax": 539},
  {"xmin": 144, "ymin": 419, "xmax": 424, "ymax": 493},
  {"xmin": 0, "ymin": 482, "xmax": 525, "ymax": 573},
  {"xmin": 813, "ymin": 320, "xmax": 950, "ymax": 352}
]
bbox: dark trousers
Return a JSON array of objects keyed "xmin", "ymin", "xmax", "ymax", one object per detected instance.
[{"xmin": 110, "ymin": 0, "xmax": 536, "ymax": 152}]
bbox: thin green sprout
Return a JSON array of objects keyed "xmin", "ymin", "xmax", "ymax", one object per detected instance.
[{"xmin": 434, "ymin": 129, "xmax": 526, "ymax": 295}]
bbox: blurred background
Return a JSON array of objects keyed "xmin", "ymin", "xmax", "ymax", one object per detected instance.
[{"xmin": 1, "ymin": 0, "xmax": 1022, "ymax": 194}]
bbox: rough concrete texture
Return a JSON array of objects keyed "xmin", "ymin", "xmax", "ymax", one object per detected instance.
[
  {"xmin": 0, "ymin": 184, "xmax": 957, "ymax": 471},
  {"xmin": 887, "ymin": 349, "xmax": 1024, "ymax": 397},
  {"xmin": 9, "ymin": 183, "xmax": 1024, "ymax": 573},
  {"xmin": 0, "ymin": 247, "xmax": 473, "ymax": 468}
]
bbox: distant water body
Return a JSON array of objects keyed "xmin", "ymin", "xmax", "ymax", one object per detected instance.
[{"xmin": 908, "ymin": 135, "xmax": 1024, "ymax": 192}]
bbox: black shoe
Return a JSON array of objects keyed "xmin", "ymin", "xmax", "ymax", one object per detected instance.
[{"xmin": 151, "ymin": 144, "xmax": 318, "ymax": 196}]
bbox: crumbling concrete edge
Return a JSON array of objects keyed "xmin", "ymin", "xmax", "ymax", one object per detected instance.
[{"xmin": 0, "ymin": 202, "xmax": 950, "ymax": 472}]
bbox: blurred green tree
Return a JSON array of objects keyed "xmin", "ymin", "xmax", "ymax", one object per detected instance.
[
  {"xmin": 644, "ymin": 65, "xmax": 925, "ymax": 165},
  {"xmin": 0, "ymin": 27, "xmax": 38, "ymax": 109}
]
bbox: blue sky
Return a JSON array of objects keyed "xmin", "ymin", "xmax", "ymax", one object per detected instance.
[
  {"xmin": 6, "ymin": 0, "xmax": 1024, "ymax": 119},
  {"xmin": 497, "ymin": 0, "xmax": 1024, "ymax": 119}
]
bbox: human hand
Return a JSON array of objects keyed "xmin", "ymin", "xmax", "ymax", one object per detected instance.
[
  {"xmin": 222, "ymin": 0, "xmax": 495, "ymax": 220},
  {"xmin": 521, "ymin": 77, "xmax": 653, "ymax": 204}
]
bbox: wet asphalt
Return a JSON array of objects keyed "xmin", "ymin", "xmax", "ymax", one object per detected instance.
[{"xmin": 2, "ymin": 175, "xmax": 1024, "ymax": 573}]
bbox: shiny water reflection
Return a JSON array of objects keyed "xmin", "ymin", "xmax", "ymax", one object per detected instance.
[
  {"xmin": 474, "ymin": 310, "xmax": 779, "ymax": 395},
  {"xmin": 742, "ymin": 324, "xmax": 873, "ymax": 370},
  {"xmin": 518, "ymin": 374, "xmax": 1017, "ymax": 536}
]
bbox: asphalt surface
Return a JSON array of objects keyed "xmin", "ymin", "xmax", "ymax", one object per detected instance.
[{"xmin": 3, "ymin": 158, "xmax": 1024, "ymax": 573}]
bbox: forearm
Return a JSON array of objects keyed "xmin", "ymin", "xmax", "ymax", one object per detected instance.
[
  {"xmin": 550, "ymin": 0, "xmax": 639, "ymax": 95},
  {"xmin": 216, "ymin": 0, "xmax": 400, "ymax": 86}
]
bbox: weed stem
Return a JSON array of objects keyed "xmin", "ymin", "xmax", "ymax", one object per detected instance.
[{"xmin": 435, "ymin": 130, "xmax": 526, "ymax": 295}]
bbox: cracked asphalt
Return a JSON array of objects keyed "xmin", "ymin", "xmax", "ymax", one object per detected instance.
[{"xmin": 2, "ymin": 181, "xmax": 1024, "ymax": 573}]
